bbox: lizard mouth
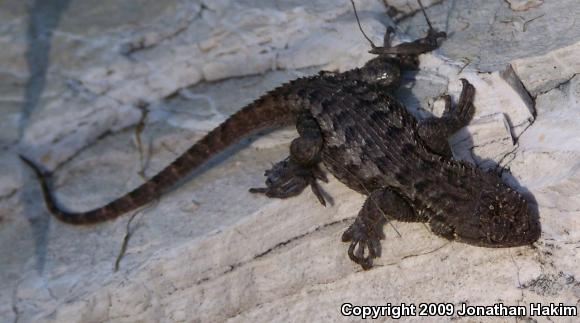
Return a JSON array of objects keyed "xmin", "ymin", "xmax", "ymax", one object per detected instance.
[{"xmin": 508, "ymin": 197, "xmax": 541, "ymax": 246}]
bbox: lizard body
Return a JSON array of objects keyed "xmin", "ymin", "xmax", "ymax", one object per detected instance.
[{"xmin": 21, "ymin": 5, "xmax": 540, "ymax": 269}]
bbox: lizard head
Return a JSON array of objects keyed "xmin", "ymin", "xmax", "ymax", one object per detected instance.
[{"xmin": 456, "ymin": 180, "xmax": 541, "ymax": 247}]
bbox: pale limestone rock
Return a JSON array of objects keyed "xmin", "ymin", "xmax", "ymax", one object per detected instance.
[
  {"xmin": 399, "ymin": 0, "xmax": 580, "ymax": 72},
  {"xmin": 0, "ymin": 156, "xmax": 20, "ymax": 199},
  {"xmin": 511, "ymin": 41, "xmax": 580, "ymax": 96},
  {"xmin": 3, "ymin": 0, "xmax": 580, "ymax": 322},
  {"xmin": 383, "ymin": 0, "xmax": 441, "ymax": 21},
  {"xmin": 19, "ymin": 0, "xmax": 385, "ymax": 168},
  {"xmin": 505, "ymin": 0, "xmax": 544, "ymax": 12},
  {"xmin": 466, "ymin": 66, "xmax": 535, "ymax": 137}
]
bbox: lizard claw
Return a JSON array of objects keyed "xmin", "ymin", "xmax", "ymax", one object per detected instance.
[
  {"xmin": 248, "ymin": 187, "xmax": 268, "ymax": 194},
  {"xmin": 455, "ymin": 78, "xmax": 475, "ymax": 123},
  {"xmin": 342, "ymin": 219, "xmax": 384, "ymax": 270},
  {"xmin": 309, "ymin": 178, "xmax": 327, "ymax": 207}
]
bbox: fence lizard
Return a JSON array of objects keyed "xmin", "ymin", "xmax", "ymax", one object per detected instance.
[{"xmin": 21, "ymin": 1, "xmax": 540, "ymax": 270}]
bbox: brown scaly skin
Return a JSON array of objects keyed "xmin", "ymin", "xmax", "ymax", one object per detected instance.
[{"xmin": 21, "ymin": 8, "xmax": 540, "ymax": 270}]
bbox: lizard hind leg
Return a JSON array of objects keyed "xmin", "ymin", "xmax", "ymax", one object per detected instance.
[
  {"xmin": 249, "ymin": 157, "xmax": 328, "ymax": 205},
  {"xmin": 249, "ymin": 113, "xmax": 328, "ymax": 205},
  {"xmin": 417, "ymin": 79, "xmax": 475, "ymax": 157},
  {"xmin": 342, "ymin": 188, "xmax": 418, "ymax": 270}
]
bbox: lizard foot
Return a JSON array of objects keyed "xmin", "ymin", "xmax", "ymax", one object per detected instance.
[
  {"xmin": 366, "ymin": 0, "xmax": 446, "ymax": 58},
  {"xmin": 341, "ymin": 217, "xmax": 385, "ymax": 270},
  {"xmin": 249, "ymin": 158, "xmax": 328, "ymax": 206}
]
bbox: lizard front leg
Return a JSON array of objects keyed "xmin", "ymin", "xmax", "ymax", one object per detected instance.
[
  {"xmin": 250, "ymin": 112, "xmax": 328, "ymax": 205},
  {"xmin": 417, "ymin": 79, "xmax": 475, "ymax": 157},
  {"xmin": 342, "ymin": 188, "xmax": 421, "ymax": 270}
]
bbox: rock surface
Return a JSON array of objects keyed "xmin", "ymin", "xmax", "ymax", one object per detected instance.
[{"xmin": 2, "ymin": 0, "xmax": 580, "ymax": 322}]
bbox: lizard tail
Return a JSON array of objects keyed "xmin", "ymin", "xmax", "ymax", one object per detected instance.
[{"xmin": 21, "ymin": 88, "xmax": 299, "ymax": 224}]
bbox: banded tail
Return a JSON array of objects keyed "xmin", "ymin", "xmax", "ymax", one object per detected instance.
[{"xmin": 21, "ymin": 86, "xmax": 300, "ymax": 224}]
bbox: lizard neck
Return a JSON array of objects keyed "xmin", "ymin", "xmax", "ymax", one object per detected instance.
[{"xmin": 406, "ymin": 154, "xmax": 484, "ymax": 217}]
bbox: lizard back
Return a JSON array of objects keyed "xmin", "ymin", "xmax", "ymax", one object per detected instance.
[{"xmin": 301, "ymin": 73, "xmax": 424, "ymax": 195}]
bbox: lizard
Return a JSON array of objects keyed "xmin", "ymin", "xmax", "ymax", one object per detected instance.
[{"xmin": 20, "ymin": 0, "xmax": 540, "ymax": 270}]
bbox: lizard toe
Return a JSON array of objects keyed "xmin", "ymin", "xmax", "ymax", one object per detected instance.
[{"xmin": 343, "ymin": 220, "xmax": 382, "ymax": 270}]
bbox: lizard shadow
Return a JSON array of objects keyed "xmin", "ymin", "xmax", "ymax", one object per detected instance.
[{"xmin": 20, "ymin": 0, "xmax": 73, "ymax": 274}]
